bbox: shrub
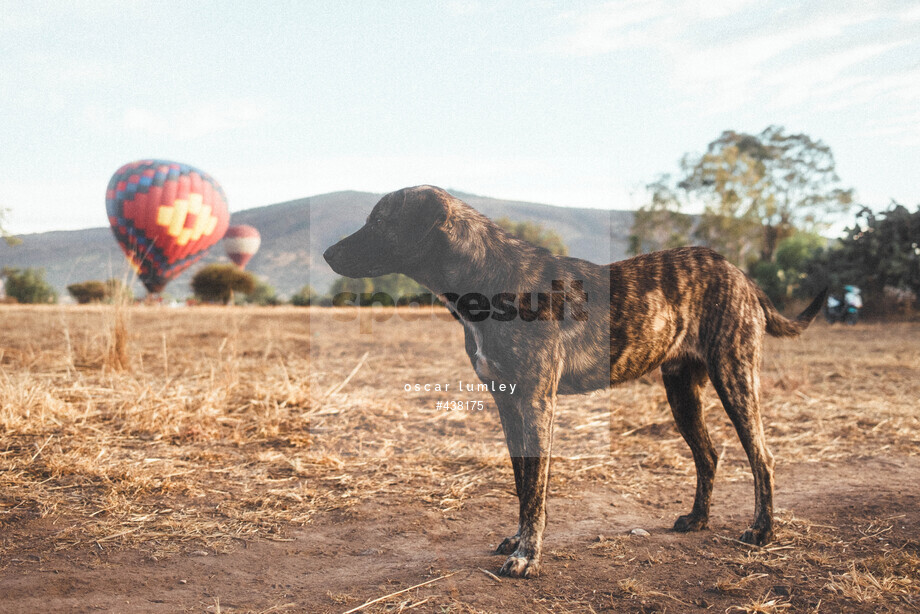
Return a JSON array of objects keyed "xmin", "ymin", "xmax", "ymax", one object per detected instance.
[
  {"xmin": 2, "ymin": 267, "xmax": 57, "ymax": 304},
  {"xmin": 243, "ymin": 280, "xmax": 281, "ymax": 306},
  {"xmin": 191, "ymin": 264, "xmax": 256, "ymax": 305},
  {"xmin": 67, "ymin": 281, "xmax": 108, "ymax": 304},
  {"xmin": 291, "ymin": 285, "xmax": 318, "ymax": 307}
]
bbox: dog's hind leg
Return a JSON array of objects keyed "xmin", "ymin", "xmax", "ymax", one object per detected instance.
[
  {"xmin": 662, "ymin": 358, "xmax": 717, "ymax": 533},
  {"xmin": 707, "ymin": 348, "xmax": 775, "ymax": 546},
  {"xmin": 492, "ymin": 392, "xmax": 524, "ymax": 555}
]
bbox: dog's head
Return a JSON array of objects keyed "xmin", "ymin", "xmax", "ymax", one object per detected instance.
[{"xmin": 323, "ymin": 185, "xmax": 453, "ymax": 278}]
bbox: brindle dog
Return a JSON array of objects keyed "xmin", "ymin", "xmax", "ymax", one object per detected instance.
[{"xmin": 323, "ymin": 186, "xmax": 825, "ymax": 578}]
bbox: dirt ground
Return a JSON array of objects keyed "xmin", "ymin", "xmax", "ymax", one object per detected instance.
[{"xmin": 1, "ymin": 305, "xmax": 918, "ymax": 613}]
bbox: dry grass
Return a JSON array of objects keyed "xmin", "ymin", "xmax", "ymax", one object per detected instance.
[
  {"xmin": 104, "ymin": 291, "xmax": 130, "ymax": 371},
  {"xmin": 1, "ymin": 305, "xmax": 919, "ymax": 611}
]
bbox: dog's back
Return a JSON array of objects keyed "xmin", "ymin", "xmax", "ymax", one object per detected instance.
[{"xmin": 603, "ymin": 246, "xmax": 824, "ymax": 385}]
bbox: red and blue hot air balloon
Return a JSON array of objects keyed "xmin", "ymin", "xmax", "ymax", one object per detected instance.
[
  {"xmin": 106, "ymin": 160, "xmax": 230, "ymax": 293},
  {"xmin": 224, "ymin": 225, "xmax": 261, "ymax": 269}
]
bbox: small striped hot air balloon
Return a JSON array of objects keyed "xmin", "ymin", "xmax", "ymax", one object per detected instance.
[
  {"xmin": 224, "ymin": 225, "xmax": 261, "ymax": 269},
  {"xmin": 106, "ymin": 160, "xmax": 230, "ymax": 293}
]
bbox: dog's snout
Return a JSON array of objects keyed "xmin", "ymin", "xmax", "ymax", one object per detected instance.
[{"xmin": 322, "ymin": 214, "xmax": 396, "ymax": 278}]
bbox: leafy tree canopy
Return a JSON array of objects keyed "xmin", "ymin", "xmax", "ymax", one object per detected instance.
[
  {"xmin": 630, "ymin": 126, "xmax": 852, "ymax": 266},
  {"xmin": 369, "ymin": 273, "xmax": 426, "ymax": 299},
  {"xmin": 191, "ymin": 264, "xmax": 256, "ymax": 305},
  {"xmin": 290, "ymin": 285, "xmax": 318, "ymax": 307},
  {"xmin": 799, "ymin": 202, "xmax": 920, "ymax": 311},
  {"xmin": 67, "ymin": 280, "xmax": 108, "ymax": 304},
  {"xmin": 749, "ymin": 232, "xmax": 826, "ymax": 307},
  {"xmin": 629, "ymin": 174, "xmax": 694, "ymax": 256},
  {"xmin": 496, "ymin": 217, "xmax": 568, "ymax": 256},
  {"xmin": 66, "ymin": 278, "xmax": 133, "ymax": 304},
  {"xmin": 2, "ymin": 267, "xmax": 57, "ymax": 304},
  {"xmin": 327, "ymin": 273, "xmax": 428, "ymax": 306},
  {"xmin": 243, "ymin": 279, "xmax": 281, "ymax": 306},
  {"xmin": 329, "ymin": 276, "xmax": 374, "ymax": 296},
  {"xmin": 683, "ymin": 125, "xmax": 852, "ymax": 262}
]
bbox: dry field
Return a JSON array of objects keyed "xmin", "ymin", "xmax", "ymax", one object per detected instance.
[{"xmin": 1, "ymin": 304, "xmax": 918, "ymax": 613}]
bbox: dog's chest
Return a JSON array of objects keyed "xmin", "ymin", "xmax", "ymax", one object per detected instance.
[{"xmin": 464, "ymin": 323, "xmax": 500, "ymax": 381}]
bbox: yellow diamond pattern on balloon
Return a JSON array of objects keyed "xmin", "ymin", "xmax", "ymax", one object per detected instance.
[
  {"xmin": 167, "ymin": 199, "xmax": 189, "ymax": 237},
  {"xmin": 176, "ymin": 227, "xmax": 193, "ymax": 246},
  {"xmin": 191, "ymin": 204, "xmax": 213, "ymax": 241},
  {"xmin": 187, "ymin": 193, "xmax": 203, "ymax": 216},
  {"xmin": 156, "ymin": 193, "xmax": 220, "ymax": 243},
  {"xmin": 156, "ymin": 204, "xmax": 173, "ymax": 227}
]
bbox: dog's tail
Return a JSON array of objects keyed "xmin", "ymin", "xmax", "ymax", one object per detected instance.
[{"xmin": 758, "ymin": 286, "xmax": 828, "ymax": 338}]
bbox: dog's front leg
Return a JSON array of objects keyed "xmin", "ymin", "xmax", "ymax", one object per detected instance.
[
  {"xmin": 497, "ymin": 390, "xmax": 558, "ymax": 578},
  {"xmin": 492, "ymin": 393, "xmax": 524, "ymax": 555}
]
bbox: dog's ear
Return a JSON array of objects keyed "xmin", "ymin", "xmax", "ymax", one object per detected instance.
[{"xmin": 402, "ymin": 186, "xmax": 454, "ymax": 237}]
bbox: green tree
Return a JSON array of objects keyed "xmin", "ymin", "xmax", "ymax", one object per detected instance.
[
  {"xmin": 775, "ymin": 232, "xmax": 825, "ymax": 278},
  {"xmin": 67, "ymin": 280, "xmax": 108, "ymax": 304},
  {"xmin": 243, "ymin": 279, "xmax": 281, "ymax": 306},
  {"xmin": 749, "ymin": 260, "xmax": 787, "ymax": 307},
  {"xmin": 800, "ymin": 202, "xmax": 920, "ymax": 311},
  {"xmin": 105, "ymin": 278, "xmax": 134, "ymax": 304},
  {"xmin": 67, "ymin": 279, "xmax": 134, "ymax": 304},
  {"xmin": 2, "ymin": 267, "xmax": 57, "ymax": 303},
  {"xmin": 290, "ymin": 285, "xmax": 319, "ymax": 306},
  {"xmin": 370, "ymin": 273, "xmax": 426, "ymax": 300},
  {"xmin": 329, "ymin": 276, "xmax": 373, "ymax": 296},
  {"xmin": 327, "ymin": 275, "xmax": 426, "ymax": 306},
  {"xmin": 628, "ymin": 174, "xmax": 694, "ymax": 255},
  {"xmin": 191, "ymin": 264, "xmax": 256, "ymax": 305},
  {"xmin": 682, "ymin": 126, "xmax": 852, "ymax": 264},
  {"xmin": 328, "ymin": 276, "xmax": 373, "ymax": 306},
  {"xmin": 495, "ymin": 217, "xmax": 568, "ymax": 256},
  {"xmin": 748, "ymin": 232, "xmax": 824, "ymax": 307}
]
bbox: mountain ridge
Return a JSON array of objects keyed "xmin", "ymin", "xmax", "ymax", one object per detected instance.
[{"xmin": 0, "ymin": 190, "xmax": 634, "ymax": 298}]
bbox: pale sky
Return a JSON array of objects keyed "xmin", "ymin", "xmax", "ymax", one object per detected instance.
[{"xmin": 1, "ymin": 0, "xmax": 918, "ymax": 234}]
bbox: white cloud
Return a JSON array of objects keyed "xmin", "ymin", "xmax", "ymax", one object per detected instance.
[
  {"xmin": 757, "ymin": 41, "xmax": 903, "ymax": 108},
  {"xmin": 898, "ymin": 3, "xmax": 920, "ymax": 21},
  {"xmin": 553, "ymin": 0, "xmax": 673, "ymax": 56},
  {"xmin": 122, "ymin": 100, "xmax": 270, "ymax": 140},
  {"xmin": 865, "ymin": 107, "xmax": 920, "ymax": 147},
  {"xmin": 0, "ymin": 178, "xmax": 107, "ymax": 233},
  {"xmin": 552, "ymin": 0, "xmax": 920, "ymax": 139},
  {"xmin": 446, "ymin": 0, "xmax": 492, "ymax": 17}
]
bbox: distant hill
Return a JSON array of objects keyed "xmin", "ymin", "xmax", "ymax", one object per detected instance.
[{"xmin": 0, "ymin": 190, "xmax": 634, "ymax": 298}]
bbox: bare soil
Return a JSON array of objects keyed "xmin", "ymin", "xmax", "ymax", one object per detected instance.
[{"xmin": 1, "ymin": 306, "xmax": 918, "ymax": 613}]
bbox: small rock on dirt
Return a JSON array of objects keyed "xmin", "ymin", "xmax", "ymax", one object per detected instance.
[{"xmin": 629, "ymin": 528, "xmax": 650, "ymax": 537}]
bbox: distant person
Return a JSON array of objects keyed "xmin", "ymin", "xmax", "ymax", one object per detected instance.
[
  {"xmin": 844, "ymin": 285, "xmax": 863, "ymax": 311},
  {"xmin": 826, "ymin": 285, "xmax": 862, "ymax": 324}
]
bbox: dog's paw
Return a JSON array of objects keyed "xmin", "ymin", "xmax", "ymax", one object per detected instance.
[
  {"xmin": 495, "ymin": 535, "xmax": 520, "ymax": 555},
  {"xmin": 739, "ymin": 526, "xmax": 773, "ymax": 546},
  {"xmin": 498, "ymin": 554, "xmax": 540, "ymax": 578},
  {"xmin": 673, "ymin": 513, "xmax": 709, "ymax": 532}
]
